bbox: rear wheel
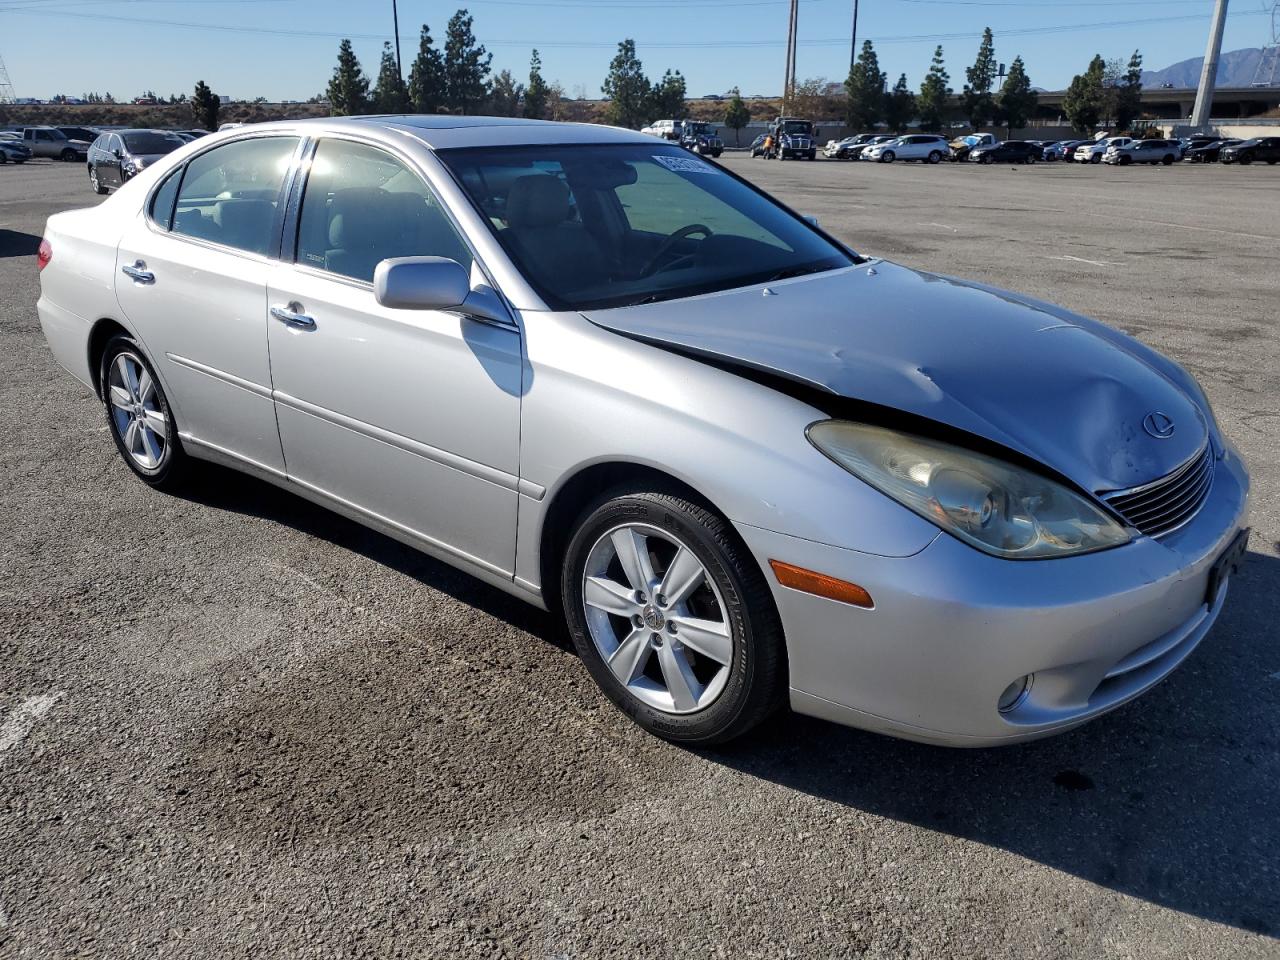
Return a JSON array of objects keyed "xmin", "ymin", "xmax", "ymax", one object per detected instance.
[
  {"xmin": 89, "ymin": 166, "xmax": 108, "ymax": 195},
  {"xmin": 60, "ymin": 148, "xmax": 78, "ymax": 162},
  {"xmin": 1163, "ymin": 154, "xmax": 1175, "ymax": 165},
  {"xmin": 561, "ymin": 488, "xmax": 786, "ymax": 744},
  {"xmin": 99, "ymin": 335, "xmax": 190, "ymax": 490}
]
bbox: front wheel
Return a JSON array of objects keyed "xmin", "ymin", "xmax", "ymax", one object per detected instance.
[
  {"xmin": 100, "ymin": 335, "xmax": 190, "ymax": 490},
  {"xmin": 881, "ymin": 151, "xmax": 895, "ymax": 163},
  {"xmin": 927, "ymin": 150, "xmax": 942, "ymax": 164},
  {"xmin": 980, "ymin": 154, "xmax": 992, "ymax": 165},
  {"xmin": 561, "ymin": 489, "xmax": 786, "ymax": 744},
  {"xmin": 1026, "ymin": 154, "xmax": 1036, "ymax": 164}
]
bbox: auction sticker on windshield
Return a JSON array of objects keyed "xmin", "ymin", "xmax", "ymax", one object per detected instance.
[{"xmin": 653, "ymin": 155, "xmax": 720, "ymax": 175}]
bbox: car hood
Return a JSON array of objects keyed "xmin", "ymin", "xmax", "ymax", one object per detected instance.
[{"xmin": 584, "ymin": 261, "xmax": 1207, "ymax": 494}]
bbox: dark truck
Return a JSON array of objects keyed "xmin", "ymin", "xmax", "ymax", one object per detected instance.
[
  {"xmin": 770, "ymin": 117, "xmax": 817, "ymax": 161},
  {"xmin": 678, "ymin": 120, "xmax": 724, "ymax": 158}
]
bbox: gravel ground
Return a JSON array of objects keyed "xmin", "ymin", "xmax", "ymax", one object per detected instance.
[{"xmin": 1, "ymin": 155, "xmax": 1277, "ymax": 959}]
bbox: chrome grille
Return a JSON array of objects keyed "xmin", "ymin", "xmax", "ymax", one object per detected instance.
[{"xmin": 1100, "ymin": 443, "xmax": 1214, "ymax": 538}]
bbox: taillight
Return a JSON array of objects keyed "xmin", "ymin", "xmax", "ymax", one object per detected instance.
[{"xmin": 36, "ymin": 238, "xmax": 52, "ymax": 272}]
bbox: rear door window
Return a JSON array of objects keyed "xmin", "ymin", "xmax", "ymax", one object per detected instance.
[{"xmin": 171, "ymin": 136, "xmax": 299, "ymax": 257}]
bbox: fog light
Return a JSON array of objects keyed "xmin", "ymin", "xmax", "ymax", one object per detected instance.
[{"xmin": 998, "ymin": 674, "xmax": 1033, "ymax": 713}]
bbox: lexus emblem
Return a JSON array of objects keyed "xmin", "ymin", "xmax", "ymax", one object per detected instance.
[{"xmin": 1142, "ymin": 411, "xmax": 1176, "ymax": 439}]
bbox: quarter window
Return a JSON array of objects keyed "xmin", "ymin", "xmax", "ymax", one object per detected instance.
[
  {"xmin": 171, "ymin": 136, "xmax": 299, "ymax": 257},
  {"xmin": 295, "ymin": 138, "xmax": 472, "ymax": 283},
  {"xmin": 150, "ymin": 169, "xmax": 182, "ymax": 231}
]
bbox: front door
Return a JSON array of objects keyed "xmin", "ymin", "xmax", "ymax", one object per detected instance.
[
  {"xmin": 266, "ymin": 137, "xmax": 522, "ymax": 576},
  {"xmin": 115, "ymin": 134, "xmax": 301, "ymax": 474}
]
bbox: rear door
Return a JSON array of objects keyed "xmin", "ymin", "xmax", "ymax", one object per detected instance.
[
  {"xmin": 114, "ymin": 134, "xmax": 301, "ymax": 474},
  {"xmin": 102, "ymin": 135, "xmax": 124, "ymax": 187},
  {"xmin": 265, "ymin": 136, "xmax": 522, "ymax": 575}
]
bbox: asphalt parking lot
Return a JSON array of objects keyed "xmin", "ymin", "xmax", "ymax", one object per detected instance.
[{"xmin": 1, "ymin": 155, "xmax": 1277, "ymax": 959}]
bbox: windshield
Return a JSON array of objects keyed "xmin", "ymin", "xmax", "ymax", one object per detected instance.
[
  {"xmin": 123, "ymin": 132, "xmax": 184, "ymax": 154},
  {"xmin": 439, "ymin": 143, "xmax": 854, "ymax": 311},
  {"xmin": 685, "ymin": 122, "xmax": 713, "ymax": 134},
  {"xmin": 782, "ymin": 121, "xmax": 811, "ymax": 135}
]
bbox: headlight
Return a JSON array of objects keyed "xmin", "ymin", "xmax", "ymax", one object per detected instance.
[{"xmin": 808, "ymin": 421, "xmax": 1132, "ymax": 559}]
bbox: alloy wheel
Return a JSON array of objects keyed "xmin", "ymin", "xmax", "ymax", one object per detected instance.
[
  {"xmin": 581, "ymin": 523, "xmax": 733, "ymax": 714},
  {"xmin": 107, "ymin": 352, "xmax": 168, "ymax": 470}
]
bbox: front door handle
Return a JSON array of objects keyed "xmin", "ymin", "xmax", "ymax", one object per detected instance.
[
  {"xmin": 270, "ymin": 303, "xmax": 315, "ymax": 330},
  {"xmin": 121, "ymin": 260, "xmax": 154, "ymax": 284}
]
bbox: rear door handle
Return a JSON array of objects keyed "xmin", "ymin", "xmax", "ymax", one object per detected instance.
[
  {"xmin": 121, "ymin": 260, "xmax": 154, "ymax": 284},
  {"xmin": 270, "ymin": 303, "xmax": 315, "ymax": 330}
]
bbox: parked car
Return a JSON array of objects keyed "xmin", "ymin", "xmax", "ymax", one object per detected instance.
[
  {"xmin": 749, "ymin": 134, "xmax": 768, "ymax": 158},
  {"xmin": 864, "ymin": 134, "xmax": 948, "ymax": 163},
  {"xmin": 967, "ymin": 140, "xmax": 1040, "ymax": 164},
  {"xmin": 948, "ymin": 133, "xmax": 996, "ymax": 162},
  {"xmin": 1059, "ymin": 140, "xmax": 1089, "ymax": 161},
  {"xmin": 1075, "ymin": 137, "xmax": 1133, "ymax": 163},
  {"xmin": 87, "ymin": 129, "xmax": 186, "ymax": 194},
  {"xmin": 640, "ymin": 119, "xmax": 682, "ymax": 141},
  {"xmin": 678, "ymin": 120, "xmax": 723, "ymax": 158},
  {"xmin": 0, "ymin": 138, "xmax": 33, "ymax": 163},
  {"xmin": 1220, "ymin": 137, "xmax": 1280, "ymax": 164},
  {"xmin": 35, "ymin": 116, "xmax": 1250, "ymax": 747},
  {"xmin": 21, "ymin": 126, "xmax": 91, "ymax": 161},
  {"xmin": 1186, "ymin": 138, "xmax": 1241, "ymax": 163},
  {"xmin": 1178, "ymin": 135, "xmax": 1220, "ymax": 157},
  {"xmin": 57, "ymin": 126, "xmax": 101, "ymax": 144},
  {"xmin": 824, "ymin": 133, "xmax": 877, "ymax": 160},
  {"xmin": 840, "ymin": 134, "xmax": 894, "ymax": 160},
  {"xmin": 1103, "ymin": 139, "xmax": 1181, "ymax": 165}
]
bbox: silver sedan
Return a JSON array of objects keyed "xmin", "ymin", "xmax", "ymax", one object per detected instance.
[{"xmin": 36, "ymin": 117, "xmax": 1250, "ymax": 746}]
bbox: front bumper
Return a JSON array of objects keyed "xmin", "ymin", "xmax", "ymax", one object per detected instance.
[{"xmin": 735, "ymin": 448, "xmax": 1250, "ymax": 746}]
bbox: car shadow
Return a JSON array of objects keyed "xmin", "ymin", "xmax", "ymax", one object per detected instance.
[
  {"xmin": 0, "ymin": 228, "xmax": 41, "ymax": 259},
  {"xmin": 172, "ymin": 463, "xmax": 1278, "ymax": 936},
  {"xmin": 706, "ymin": 549, "xmax": 1280, "ymax": 938}
]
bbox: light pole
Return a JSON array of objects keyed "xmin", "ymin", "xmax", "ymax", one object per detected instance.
[
  {"xmin": 392, "ymin": 0, "xmax": 403, "ymax": 81},
  {"xmin": 850, "ymin": 0, "xmax": 860, "ymax": 74}
]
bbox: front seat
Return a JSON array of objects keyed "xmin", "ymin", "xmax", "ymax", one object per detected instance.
[{"xmin": 504, "ymin": 175, "xmax": 609, "ymax": 295}]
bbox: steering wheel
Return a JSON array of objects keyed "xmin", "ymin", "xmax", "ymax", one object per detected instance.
[{"xmin": 638, "ymin": 223, "xmax": 714, "ymax": 278}]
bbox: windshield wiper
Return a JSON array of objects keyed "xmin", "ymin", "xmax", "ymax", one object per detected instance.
[{"xmin": 765, "ymin": 264, "xmax": 828, "ymax": 283}]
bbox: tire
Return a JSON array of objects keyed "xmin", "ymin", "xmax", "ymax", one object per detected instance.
[
  {"xmin": 881, "ymin": 150, "xmax": 895, "ymax": 163},
  {"xmin": 1268, "ymin": 160, "xmax": 1277, "ymax": 165},
  {"xmin": 1120, "ymin": 155, "xmax": 1131, "ymax": 165},
  {"xmin": 0, "ymin": 154, "xmax": 6, "ymax": 164},
  {"xmin": 928, "ymin": 150, "xmax": 942, "ymax": 164},
  {"xmin": 1091, "ymin": 154, "xmax": 1102, "ymax": 164},
  {"xmin": 99, "ymin": 334, "xmax": 190, "ymax": 490},
  {"xmin": 89, "ymin": 166, "xmax": 108, "ymax": 195},
  {"xmin": 1026, "ymin": 154, "xmax": 1036, "ymax": 164},
  {"xmin": 60, "ymin": 148, "xmax": 78, "ymax": 162},
  {"xmin": 1163, "ymin": 155, "xmax": 1175, "ymax": 166},
  {"xmin": 561, "ymin": 487, "xmax": 786, "ymax": 745},
  {"xmin": 980, "ymin": 154, "xmax": 992, "ymax": 165},
  {"xmin": 1240, "ymin": 155, "xmax": 1253, "ymax": 165}
]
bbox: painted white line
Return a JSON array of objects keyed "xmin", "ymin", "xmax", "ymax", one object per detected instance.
[
  {"xmin": 918, "ymin": 221, "xmax": 959, "ymax": 232},
  {"xmin": 1126, "ymin": 217, "xmax": 1279, "ymax": 243},
  {"xmin": 0, "ymin": 693, "xmax": 63, "ymax": 753},
  {"xmin": 1047, "ymin": 255, "xmax": 1126, "ymax": 267}
]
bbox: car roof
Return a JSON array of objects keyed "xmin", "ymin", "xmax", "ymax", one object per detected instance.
[{"xmin": 184, "ymin": 115, "xmax": 654, "ymax": 151}]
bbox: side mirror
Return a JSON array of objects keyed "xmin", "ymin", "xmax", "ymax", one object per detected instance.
[{"xmin": 374, "ymin": 256, "xmax": 470, "ymax": 310}]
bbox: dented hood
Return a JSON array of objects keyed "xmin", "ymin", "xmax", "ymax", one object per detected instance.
[{"xmin": 584, "ymin": 261, "xmax": 1207, "ymax": 493}]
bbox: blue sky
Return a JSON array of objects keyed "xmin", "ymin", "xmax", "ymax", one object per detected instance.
[{"xmin": 1, "ymin": 0, "xmax": 1271, "ymax": 101}]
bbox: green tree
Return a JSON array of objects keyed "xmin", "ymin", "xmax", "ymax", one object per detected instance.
[
  {"xmin": 723, "ymin": 86, "xmax": 750, "ymax": 135},
  {"xmin": 649, "ymin": 69, "xmax": 688, "ymax": 120},
  {"xmin": 489, "ymin": 68, "xmax": 523, "ymax": 116},
  {"xmin": 963, "ymin": 27, "xmax": 997, "ymax": 128},
  {"xmin": 524, "ymin": 49, "xmax": 548, "ymax": 119},
  {"xmin": 844, "ymin": 39, "xmax": 886, "ymax": 131},
  {"xmin": 408, "ymin": 24, "xmax": 447, "ymax": 114},
  {"xmin": 444, "ymin": 8, "xmax": 492, "ymax": 113},
  {"xmin": 995, "ymin": 55, "xmax": 1037, "ymax": 135},
  {"xmin": 917, "ymin": 45, "xmax": 950, "ymax": 133},
  {"xmin": 326, "ymin": 39, "xmax": 370, "ymax": 116},
  {"xmin": 602, "ymin": 39, "xmax": 652, "ymax": 129},
  {"xmin": 883, "ymin": 73, "xmax": 917, "ymax": 133},
  {"xmin": 1063, "ymin": 54, "xmax": 1106, "ymax": 134},
  {"xmin": 1110, "ymin": 49, "xmax": 1143, "ymax": 132},
  {"xmin": 372, "ymin": 41, "xmax": 410, "ymax": 113},
  {"xmin": 191, "ymin": 79, "xmax": 220, "ymax": 130}
]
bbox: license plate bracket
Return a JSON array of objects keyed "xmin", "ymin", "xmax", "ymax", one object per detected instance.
[{"xmin": 1206, "ymin": 528, "xmax": 1249, "ymax": 604}]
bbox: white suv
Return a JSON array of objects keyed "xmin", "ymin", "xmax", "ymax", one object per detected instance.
[
  {"xmin": 1075, "ymin": 137, "xmax": 1132, "ymax": 163},
  {"xmin": 861, "ymin": 134, "xmax": 948, "ymax": 163},
  {"xmin": 640, "ymin": 119, "xmax": 681, "ymax": 141}
]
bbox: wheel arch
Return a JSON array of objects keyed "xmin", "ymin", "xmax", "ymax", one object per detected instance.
[{"xmin": 87, "ymin": 317, "xmax": 133, "ymax": 398}]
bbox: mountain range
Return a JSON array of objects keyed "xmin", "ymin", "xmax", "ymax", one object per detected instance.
[{"xmin": 1140, "ymin": 47, "xmax": 1266, "ymax": 88}]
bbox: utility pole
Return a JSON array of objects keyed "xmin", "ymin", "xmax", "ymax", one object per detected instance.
[
  {"xmin": 849, "ymin": 0, "xmax": 860, "ymax": 74},
  {"xmin": 392, "ymin": 0, "xmax": 403, "ymax": 80},
  {"xmin": 783, "ymin": 0, "xmax": 798, "ymax": 112},
  {"xmin": 1190, "ymin": 0, "xmax": 1229, "ymax": 127}
]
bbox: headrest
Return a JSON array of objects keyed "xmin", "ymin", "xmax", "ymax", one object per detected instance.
[{"xmin": 506, "ymin": 175, "xmax": 570, "ymax": 229}]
